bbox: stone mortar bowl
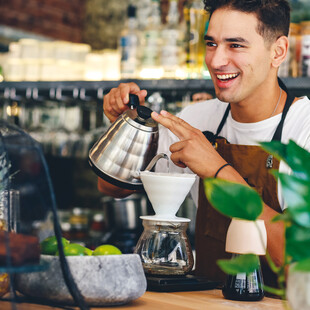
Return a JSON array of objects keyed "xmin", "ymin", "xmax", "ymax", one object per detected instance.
[{"xmin": 16, "ymin": 254, "xmax": 147, "ymax": 306}]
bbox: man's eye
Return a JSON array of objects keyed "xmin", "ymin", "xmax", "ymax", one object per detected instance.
[
  {"xmin": 206, "ymin": 42, "xmax": 216, "ymax": 47},
  {"xmin": 231, "ymin": 44, "xmax": 243, "ymax": 48}
]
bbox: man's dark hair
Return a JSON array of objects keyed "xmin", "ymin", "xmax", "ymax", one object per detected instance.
[{"xmin": 203, "ymin": 0, "xmax": 291, "ymax": 42}]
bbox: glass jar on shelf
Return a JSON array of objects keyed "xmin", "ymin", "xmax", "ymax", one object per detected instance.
[{"xmin": 289, "ymin": 23, "xmax": 302, "ymax": 78}]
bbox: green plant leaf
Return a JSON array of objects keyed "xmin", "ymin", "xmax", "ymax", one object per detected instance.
[
  {"xmin": 286, "ymin": 225, "xmax": 310, "ymax": 261},
  {"xmin": 271, "ymin": 212, "xmax": 292, "ymax": 223},
  {"xmin": 217, "ymin": 254, "xmax": 259, "ymax": 275},
  {"xmin": 263, "ymin": 285, "xmax": 285, "ymax": 298},
  {"xmin": 260, "ymin": 141, "xmax": 287, "ymax": 162},
  {"xmin": 286, "ymin": 140, "xmax": 310, "ymax": 180},
  {"xmin": 287, "ymin": 206, "xmax": 310, "ymax": 229},
  {"xmin": 265, "ymin": 252, "xmax": 281, "ymax": 274},
  {"xmin": 274, "ymin": 172, "xmax": 310, "ymax": 209},
  {"xmin": 291, "ymin": 258, "xmax": 310, "ymax": 272},
  {"xmin": 261, "ymin": 140, "xmax": 310, "ymax": 181},
  {"xmin": 272, "ymin": 172, "xmax": 310, "ymax": 227},
  {"xmin": 204, "ymin": 178, "xmax": 263, "ymax": 220}
]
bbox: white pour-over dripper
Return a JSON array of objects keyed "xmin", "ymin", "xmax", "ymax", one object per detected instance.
[{"xmin": 139, "ymin": 171, "xmax": 196, "ymax": 222}]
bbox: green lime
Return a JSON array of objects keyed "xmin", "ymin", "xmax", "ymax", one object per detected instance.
[
  {"xmin": 84, "ymin": 247, "xmax": 93, "ymax": 256},
  {"xmin": 61, "ymin": 243, "xmax": 90, "ymax": 256},
  {"xmin": 40, "ymin": 236, "xmax": 70, "ymax": 255},
  {"xmin": 92, "ymin": 244, "xmax": 122, "ymax": 256}
]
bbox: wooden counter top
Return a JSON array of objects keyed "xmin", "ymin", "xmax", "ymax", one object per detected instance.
[{"xmin": 0, "ymin": 289, "xmax": 286, "ymax": 310}]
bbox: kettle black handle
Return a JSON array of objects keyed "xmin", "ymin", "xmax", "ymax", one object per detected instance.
[
  {"xmin": 128, "ymin": 94, "xmax": 140, "ymax": 109},
  {"xmin": 128, "ymin": 94, "xmax": 154, "ymax": 120}
]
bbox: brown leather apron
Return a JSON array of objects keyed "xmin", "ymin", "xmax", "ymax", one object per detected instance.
[{"xmin": 195, "ymin": 81, "xmax": 294, "ymax": 288}]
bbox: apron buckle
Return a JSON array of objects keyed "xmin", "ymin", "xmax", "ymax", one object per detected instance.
[{"xmin": 266, "ymin": 155, "xmax": 273, "ymax": 169}]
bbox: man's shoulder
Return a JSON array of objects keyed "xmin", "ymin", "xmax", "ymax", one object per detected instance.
[
  {"xmin": 289, "ymin": 96, "xmax": 310, "ymax": 116},
  {"xmin": 283, "ymin": 96, "xmax": 310, "ymax": 146},
  {"xmin": 295, "ymin": 96, "xmax": 310, "ymax": 103}
]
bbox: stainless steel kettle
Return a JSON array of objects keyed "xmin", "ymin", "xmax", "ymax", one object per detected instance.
[{"xmin": 88, "ymin": 94, "xmax": 160, "ymax": 190}]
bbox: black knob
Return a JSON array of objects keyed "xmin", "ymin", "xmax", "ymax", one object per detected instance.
[
  {"xmin": 137, "ymin": 106, "xmax": 153, "ymax": 120},
  {"xmin": 128, "ymin": 94, "xmax": 140, "ymax": 109}
]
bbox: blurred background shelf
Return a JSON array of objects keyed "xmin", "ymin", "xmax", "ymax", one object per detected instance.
[{"xmin": 0, "ymin": 77, "xmax": 309, "ymax": 98}]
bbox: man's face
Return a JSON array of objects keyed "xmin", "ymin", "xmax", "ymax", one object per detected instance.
[{"xmin": 205, "ymin": 8, "xmax": 274, "ymax": 104}]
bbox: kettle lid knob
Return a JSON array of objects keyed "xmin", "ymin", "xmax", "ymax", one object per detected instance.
[{"xmin": 137, "ymin": 106, "xmax": 153, "ymax": 120}]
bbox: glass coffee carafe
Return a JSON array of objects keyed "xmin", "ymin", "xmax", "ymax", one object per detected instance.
[
  {"xmin": 135, "ymin": 219, "xmax": 193, "ymax": 276},
  {"xmin": 134, "ymin": 171, "xmax": 196, "ymax": 276}
]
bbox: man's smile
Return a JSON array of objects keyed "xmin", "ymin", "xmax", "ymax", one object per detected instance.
[
  {"xmin": 213, "ymin": 72, "xmax": 241, "ymax": 90},
  {"xmin": 216, "ymin": 73, "xmax": 240, "ymax": 81}
]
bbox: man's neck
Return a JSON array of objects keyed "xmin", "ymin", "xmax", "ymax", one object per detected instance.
[{"xmin": 230, "ymin": 82, "xmax": 286, "ymax": 123}]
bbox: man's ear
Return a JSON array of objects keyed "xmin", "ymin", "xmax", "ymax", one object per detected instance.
[{"xmin": 271, "ymin": 36, "xmax": 289, "ymax": 68}]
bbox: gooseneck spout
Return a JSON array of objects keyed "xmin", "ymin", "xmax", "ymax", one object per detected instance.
[
  {"xmin": 132, "ymin": 153, "xmax": 168, "ymax": 179},
  {"xmin": 144, "ymin": 153, "xmax": 168, "ymax": 172}
]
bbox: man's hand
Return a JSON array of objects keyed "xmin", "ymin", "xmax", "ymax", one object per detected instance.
[
  {"xmin": 103, "ymin": 82, "xmax": 148, "ymax": 123},
  {"xmin": 151, "ymin": 110, "xmax": 227, "ymax": 178}
]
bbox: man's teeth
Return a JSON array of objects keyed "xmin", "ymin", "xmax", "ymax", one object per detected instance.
[{"xmin": 217, "ymin": 73, "xmax": 238, "ymax": 80}]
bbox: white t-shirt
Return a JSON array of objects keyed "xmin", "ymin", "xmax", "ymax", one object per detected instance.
[{"xmin": 155, "ymin": 96, "xmax": 310, "ymax": 210}]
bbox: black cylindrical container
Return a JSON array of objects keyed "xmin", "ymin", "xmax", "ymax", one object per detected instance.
[{"xmin": 222, "ymin": 255, "xmax": 264, "ymax": 301}]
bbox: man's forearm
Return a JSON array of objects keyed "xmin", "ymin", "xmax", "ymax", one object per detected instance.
[
  {"xmin": 260, "ymin": 203, "xmax": 285, "ymax": 266},
  {"xmin": 97, "ymin": 177, "xmax": 136, "ymax": 198}
]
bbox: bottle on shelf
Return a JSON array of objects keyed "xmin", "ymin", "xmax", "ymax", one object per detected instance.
[
  {"xmin": 119, "ymin": 4, "xmax": 140, "ymax": 79},
  {"xmin": 184, "ymin": 0, "xmax": 209, "ymax": 79},
  {"xmin": 300, "ymin": 21, "xmax": 310, "ymax": 77},
  {"xmin": 147, "ymin": 92, "xmax": 165, "ymax": 113},
  {"xmin": 135, "ymin": 0, "xmax": 153, "ymax": 31},
  {"xmin": 161, "ymin": 0, "xmax": 185, "ymax": 79},
  {"xmin": 288, "ymin": 22, "xmax": 302, "ymax": 78},
  {"xmin": 139, "ymin": 0, "xmax": 163, "ymax": 79}
]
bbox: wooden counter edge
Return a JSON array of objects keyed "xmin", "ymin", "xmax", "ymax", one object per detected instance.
[{"xmin": 0, "ymin": 289, "xmax": 287, "ymax": 310}]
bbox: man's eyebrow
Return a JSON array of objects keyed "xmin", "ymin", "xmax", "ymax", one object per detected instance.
[
  {"xmin": 225, "ymin": 37, "xmax": 250, "ymax": 44},
  {"xmin": 204, "ymin": 35, "xmax": 213, "ymax": 41},
  {"xmin": 204, "ymin": 35, "xmax": 250, "ymax": 45}
]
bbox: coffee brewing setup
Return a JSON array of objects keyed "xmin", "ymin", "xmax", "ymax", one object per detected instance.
[
  {"xmin": 88, "ymin": 95, "xmax": 194, "ymax": 272},
  {"xmin": 88, "ymin": 95, "xmax": 220, "ymax": 291},
  {"xmin": 134, "ymin": 171, "xmax": 196, "ymax": 276}
]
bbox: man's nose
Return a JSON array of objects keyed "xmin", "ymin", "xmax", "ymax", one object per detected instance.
[{"xmin": 208, "ymin": 47, "xmax": 229, "ymax": 69}]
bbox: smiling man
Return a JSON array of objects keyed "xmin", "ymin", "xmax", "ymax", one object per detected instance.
[
  {"xmin": 99, "ymin": 0, "xmax": 310, "ymax": 287},
  {"xmin": 203, "ymin": 1, "xmax": 290, "ymax": 123}
]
